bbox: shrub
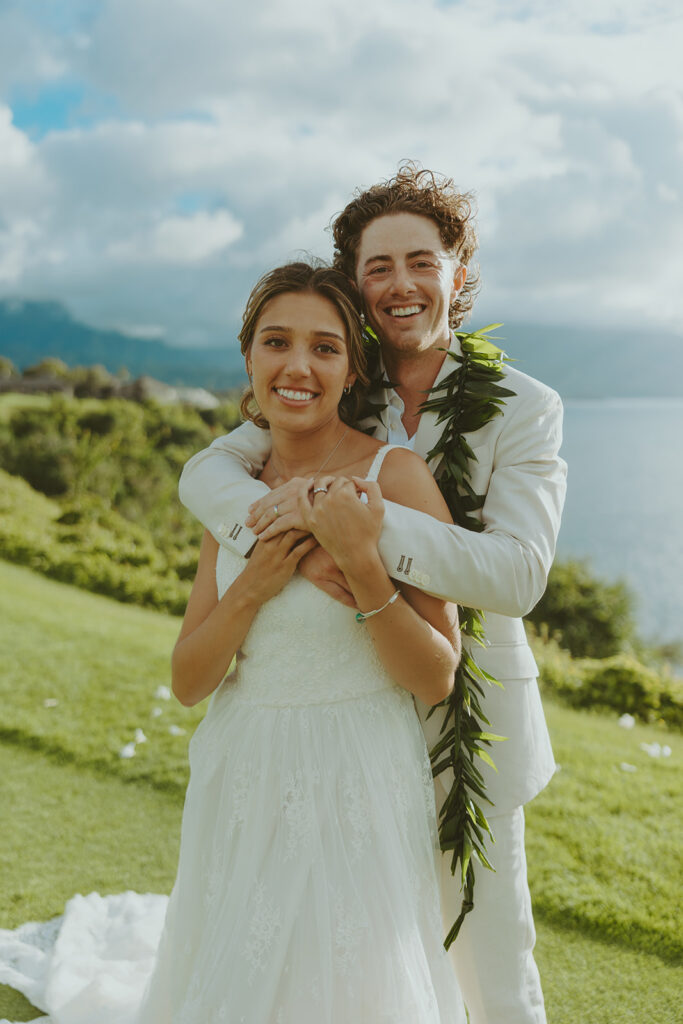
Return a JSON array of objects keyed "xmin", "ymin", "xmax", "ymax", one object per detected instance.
[
  {"xmin": 0, "ymin": 356, "xmax": 18, "ymax": 379},
  {"xmin": 0, "ymin": 468, "xmax": 191, "ymax": 615},
  {"xmin": 143, "ymin": 401, "xmax": 214, "ymax": 450},
  {"xmin": 23, "ymin": 357, "xmax": 71, "ymax": 379},
  {"xmin": 77, "ymin": 408, "xmax": 120, "ymax": 435},
  {"xmin": 72, "ymin": 364, "xmax": 116, "ymax": 397},
  {"xmin": 0, "ymin": 430, "xmax": 80, "ymax": 496},
  {"xmin": 527, "ymin": 559, "xmax": 636, "ymax": 658},
  {"xmin": 529, "ymin": 627, "xmax": 683, "ymax": 729},
  {"xmin": 579, "ymin": 655, "xmax": 683, "ymax": 728},
  {"xmin": 199, "ymin": 401, "xmax": 242, "ymax": 431}
]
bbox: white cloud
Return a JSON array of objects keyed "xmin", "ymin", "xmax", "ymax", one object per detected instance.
[
  {"xmin": 0, "ymin": 218, "xmax": 39, "ymax": 283},
  {"xmin": 0, "ymin": 6, "xmax": 67, "ymax": 94},
  {"xmin": 108, "ymin": 210, "xmax": 243, "ymax": 265},
  {"xmin": 657, "ymin": 183, "xmax": 679, "ymax": 202},
  {"xmin": 0, "ymin": 105, "xmax": 34, "ymax": 168},
  {"xmin": 0, "ymin": 0, "xmax": 682, "ymax": 339}
]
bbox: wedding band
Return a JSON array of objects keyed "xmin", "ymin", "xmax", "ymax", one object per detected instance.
[
  {"xmin": 312, "ymin": 487, "xmax": 328, "ymax": 495},
  {"xmin": 273, "ymin": 505, "xmax": 279, "ymax": 517}
]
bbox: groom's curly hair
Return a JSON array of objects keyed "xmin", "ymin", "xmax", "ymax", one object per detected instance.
[
  {"xmin": 238, "ymin": 260, "xmax": 368, "ymax": 429},
  {"xmin": 332, "ymin": 161, "xmax": 480, "ymax": 328}
]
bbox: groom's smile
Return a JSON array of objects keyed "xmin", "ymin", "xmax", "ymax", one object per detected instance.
[
  {"xmin": 356, "ymin": 211, "xmax": 466, "ymax": 358},
  {"xmin": 386, "ymin": 303, "xmax": 427, "ymax": 318}
]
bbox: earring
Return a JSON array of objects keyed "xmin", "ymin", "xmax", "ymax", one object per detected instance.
[
  {"xmin": 343, "ymin": 384, "xmax": 351, "ymax": 395},
  {"xmin": 360, "ymin": 313, "xmax": 366, "ymax": 327}
]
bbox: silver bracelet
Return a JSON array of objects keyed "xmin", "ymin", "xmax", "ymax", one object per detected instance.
[{"xmin": 355, "ymin": 589, "xmax": 400, "ymax": 623}]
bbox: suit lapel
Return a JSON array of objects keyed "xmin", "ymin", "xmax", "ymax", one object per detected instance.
[{"xmin": 412, "ymin": 335, "xmax": 461, "ymax": 463}]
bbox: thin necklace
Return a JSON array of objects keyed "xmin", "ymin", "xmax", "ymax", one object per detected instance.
[
  {"xmin": 314, "ymin": 427, "xmax": 348, "ymax": 475},
  {"xmin": 273, "ymin": 427, "xmax": 349, "ymax": 481}
]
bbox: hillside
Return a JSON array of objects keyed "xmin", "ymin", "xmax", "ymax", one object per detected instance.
[{"xmin": 2, "ymin": 299, "xmax": 683, "ymax": 398}]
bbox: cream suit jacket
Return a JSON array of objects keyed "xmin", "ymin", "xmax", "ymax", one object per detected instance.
[{"xmin": 179, "ymin": 336, "xmax": 567, "ymax": 812}]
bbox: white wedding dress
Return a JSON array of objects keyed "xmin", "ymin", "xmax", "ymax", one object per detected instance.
[{"xmin": 0, "ymin": 447, "xmax": 465, "ymax": 1024}]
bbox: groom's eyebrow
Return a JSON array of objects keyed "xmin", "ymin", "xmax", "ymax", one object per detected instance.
[{"xmin": 363, "ymin": 248, "xmax": 438, "ymax": 267}]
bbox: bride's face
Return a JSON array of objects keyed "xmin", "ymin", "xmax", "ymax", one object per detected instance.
[{"xmin": 247, "ymin": 291, "xmax": 356, "ymax": 431}]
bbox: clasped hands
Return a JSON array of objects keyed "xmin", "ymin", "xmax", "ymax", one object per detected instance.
[{"xmin": 246, "ymin": 476, "xmax": 384, "ymax": 608}]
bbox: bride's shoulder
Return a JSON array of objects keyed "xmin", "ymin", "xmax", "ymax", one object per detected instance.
[
  {"xmin": 376, "ymin": 445, "xmax": 429, "ymax": 486},
  {"xmin": 377, "ymin": 447, "xmax": 451, "ymax": 521}
]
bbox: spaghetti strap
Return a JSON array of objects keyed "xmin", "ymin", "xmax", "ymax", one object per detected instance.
[{"xmin": 365, "ymin": 444, "xmax": 402, "ymax": 482}]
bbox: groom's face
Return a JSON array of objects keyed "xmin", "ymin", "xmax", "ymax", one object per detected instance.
[{"xmin": 355, "ymin": 212, "xmax": 466, "ymax": 359}]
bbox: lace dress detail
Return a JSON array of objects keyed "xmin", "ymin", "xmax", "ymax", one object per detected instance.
[{"xmin": 0, "ymin": 445, "xmax": 465, "ymax": 1024}]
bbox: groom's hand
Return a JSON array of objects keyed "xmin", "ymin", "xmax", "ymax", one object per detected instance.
[
  {"xmin": 246, "ymin": 477, "xmax": 314, "ymax": 539},
  {"xmin": 297, "ymin": 545, "xmax": 356, "ymax": 608}
]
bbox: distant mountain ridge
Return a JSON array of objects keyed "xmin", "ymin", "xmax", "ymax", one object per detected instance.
[
  {"xmin": 1, "ymin": 298, "xmax": 682, "ymax": 398},
  {"xmin": 0, "ymin": 299, "xmax": 245, "ymax": 390}
]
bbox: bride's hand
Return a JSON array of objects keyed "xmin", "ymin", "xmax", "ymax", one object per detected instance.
[
  {"xmin": 241, "ymin": 529, "xmax": 318, "ymax": 604},
  {"xmin": 308, "ymin": 477, "xmax": 384, "ymax": 576},
  {"xmin": 246, "ymin": 477, "xmax": 314, "ymax": 539}
]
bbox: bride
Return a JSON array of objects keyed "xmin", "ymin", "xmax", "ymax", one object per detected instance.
[{"xmin": 0, "ymin": 262, "xmax": 466, "ymax": 1023}]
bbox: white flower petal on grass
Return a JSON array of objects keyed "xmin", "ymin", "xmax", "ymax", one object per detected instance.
[
  {"xmin": 154, "ymin": 685, "xmax": 172, "ymax": 701},
  {"xmin": 633, "ymin": 742, "xmax": 672, "ymax": 759},
  {"xmin": 43, "ymin": 698, "xmax": 59, "ymax": 708},
  {"xmin": 119, "ymin": 742, "xmax": 137, "ymax": 759},
  {"xmin": 151, "ymin": 707, "xmax": 163, "ymax": 718},
  {"xmin": 168, "ymin": 725, "xmax": 186, "ymax": 737},
  {"xmin": 619, "ymin": 762, "xmax": 637, "ymax": 773},
  {"xmin": 618, "ymin": 713, "xmax": 636, "ymax": 729},
  {"xmin": 134, "ymin": 729, "xmax": 148, "ymax": 744}
]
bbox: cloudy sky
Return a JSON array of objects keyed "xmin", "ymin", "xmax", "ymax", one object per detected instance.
[{"xmin": 1, "ymin": 0, "xmax": 682, "ymax": 348}]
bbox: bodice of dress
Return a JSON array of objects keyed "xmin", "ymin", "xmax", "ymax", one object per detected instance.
[
  {"xmin": 215, "ymin": 547, "xmax": 396, "ymax": 707},
  {"xmin": 213, "ymin": 445, "xmax": 402, "ymax": 708}
]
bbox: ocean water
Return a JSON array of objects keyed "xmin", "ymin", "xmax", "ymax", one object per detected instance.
[{"xmin": 556, "ymin": 399, "xmax": 683, "ymax": 645}]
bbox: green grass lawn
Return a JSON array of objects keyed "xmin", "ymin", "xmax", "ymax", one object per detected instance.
[
  {"xmin": 0, "ymin": 744, "xmax": 184, "ymax": 1022},
  {"xmin": 1, "ymin": 559, "xmax": 681, "ymax": 1022},
  {"xmin": 0, "ymin": 558, "xmax": 201, "ymax": 791}
]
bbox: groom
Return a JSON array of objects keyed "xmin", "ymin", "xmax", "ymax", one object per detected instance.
[{"xmin": 179, "ymin": 164, "xmax": 566, "ymax": 1024}]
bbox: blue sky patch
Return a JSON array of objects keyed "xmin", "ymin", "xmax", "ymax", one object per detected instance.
[{"xmin": 10, "ymin": 80, "xmax": 120, "ymax": 139}]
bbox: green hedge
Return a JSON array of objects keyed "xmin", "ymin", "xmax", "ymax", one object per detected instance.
[
  {"xmin": 0, "ymin": 393, "xmax": 244, "ymax": 598},
  {"xmin": 526, "ymin": 559, "xmax": 635, "ymax": 658},
  {"xmin": 0, "ymin": 470, "xmax": 190, "ymax": 614},
  {"xmin": 530, "ymin": 628, "xmax": 683, "ymax": 729}
]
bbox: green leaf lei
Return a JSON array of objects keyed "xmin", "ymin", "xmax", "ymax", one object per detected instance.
[{"xmin": 359, "ymin": 323, "xmax": 516, "ymax": 948}]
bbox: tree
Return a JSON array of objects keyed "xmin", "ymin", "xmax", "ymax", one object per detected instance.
[{"xmin": 526, "ymin": 559, "xmax": 635, "ymax": 658}]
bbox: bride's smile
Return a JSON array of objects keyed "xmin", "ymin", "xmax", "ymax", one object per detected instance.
[{"xmin": 247, "ymin": 291, "xmax": 355, "ymax": 436}]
